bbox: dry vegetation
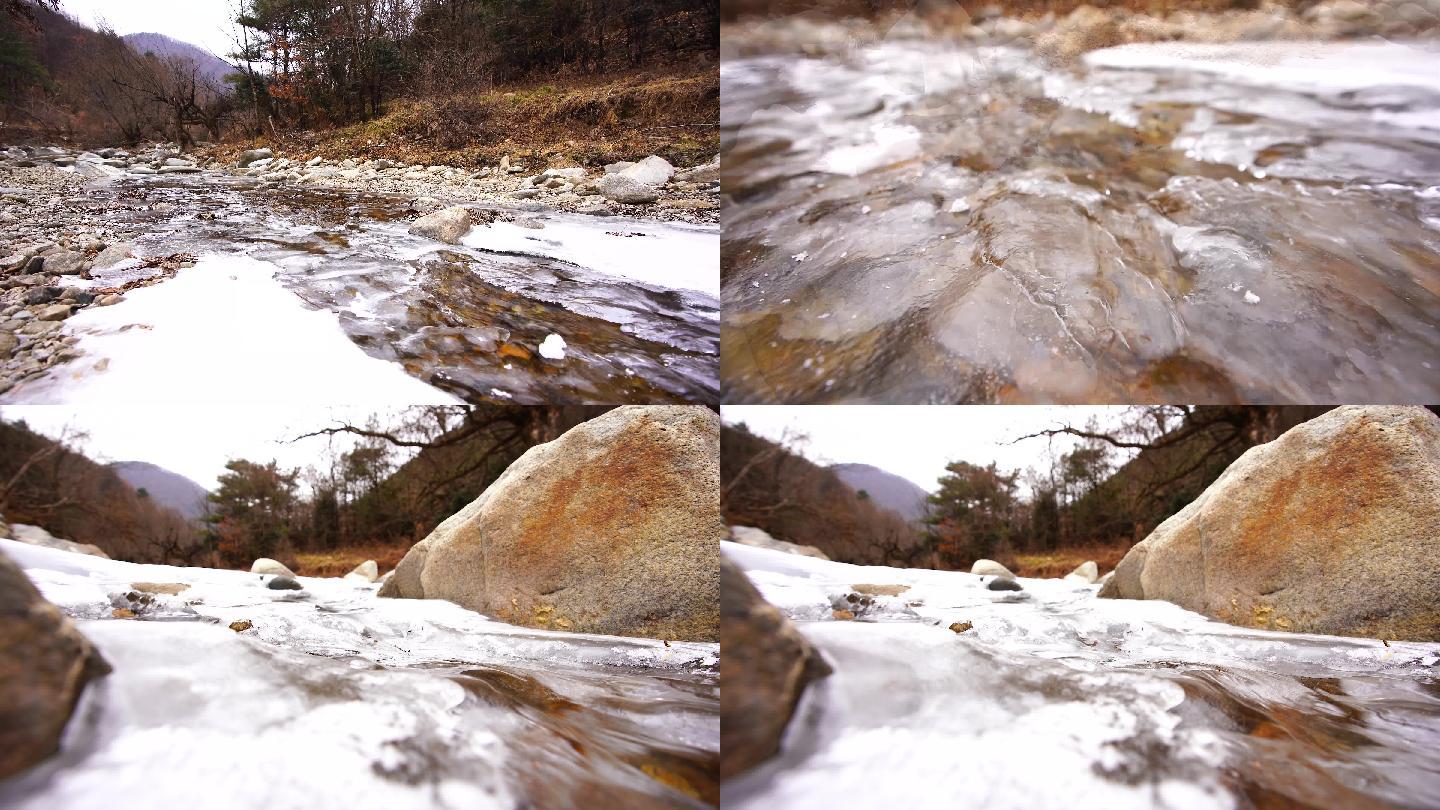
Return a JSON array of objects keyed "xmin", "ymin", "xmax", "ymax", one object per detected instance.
[
  {"xmin": 197, "ymin": 68, "xmax": 719, "ymax": 171},
  {"xmin": 289, "ymin": 542, "xmax": 411, "ymax": 577}
]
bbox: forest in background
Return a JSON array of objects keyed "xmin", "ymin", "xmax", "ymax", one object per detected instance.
[
  {"xmin": 722, "ymin": 407, "xmax": 1355, "ymax": 574},
  {"xmin": 0, "ymin": 405, "xmax": 611, "ymax": 572},
  {"xmin": 1, "ymin": 0, "xmax": 719, "ymax": 165}
]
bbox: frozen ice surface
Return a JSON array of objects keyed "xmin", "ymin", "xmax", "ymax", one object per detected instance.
[
  {"xmin": 461, "ymin": 214, "xmax": 720, "ymax": 297},
  {"xmin": 4, "ymin": 254, "xmax": 461, "ymax": 406},
  {"xmin": 722, "ymin": 542, "xmax": 1440, "ymax": 810},
  {"xmin": 0, "ymin": 540, "xmax": 718, "ymax": 809}
]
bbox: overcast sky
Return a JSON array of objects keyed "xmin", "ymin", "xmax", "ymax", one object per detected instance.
[
  {"xmin": 721, "ymin": 406, "xmax": 1136, "ymax": 494},
  {"xmin": 1, "ymin": 405, "xmax": 415, "ymax": 491},
  {"xmin": 61, "ymin": 0, "xmax": 238, "ymax": 59}
]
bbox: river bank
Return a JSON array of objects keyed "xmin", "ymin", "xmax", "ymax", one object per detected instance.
[{"xmin": 0, "ymin": 146, "xmax": 719, "ymax": 404}]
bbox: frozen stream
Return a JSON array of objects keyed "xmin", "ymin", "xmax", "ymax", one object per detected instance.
[
  {"xmin": 0, "ymin": 540, "xmax": 719, "ymax": 809},
  {"xmin": 6, "ymin": 175, "xmax": 719, "ymax": 404},
  {"xmin": 722, "ymin": 541, "xmax": 1440, "ymax": 809},
  {"xmin": 721, "ymin": 38, "xmax": 1440, "ymax": 403}
]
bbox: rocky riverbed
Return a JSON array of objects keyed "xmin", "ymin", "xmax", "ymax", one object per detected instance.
[
  {"xmin": 0, "ymin": 145, "xmax": 720, "ymax": 403},
  {"xmin": 721, "ymin": 7, "xmax": 1440, "ymax": 403}
]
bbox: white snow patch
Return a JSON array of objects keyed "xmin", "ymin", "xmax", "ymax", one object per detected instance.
[
  {"xmin": 537, "ymin": 333, "xmax": 567, "ymax": 360},
  {"xmin": 461, "ymin": 214, "xmax": 719, "ymax": 297},
  {"xmin": 3, "ymin": 254, "xmax": 459, "ymax": 405}
]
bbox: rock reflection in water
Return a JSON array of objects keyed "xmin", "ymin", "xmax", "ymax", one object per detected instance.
[{"xmin": 720, "ymin": 37, "xmax": 1440, "ymax": 403}]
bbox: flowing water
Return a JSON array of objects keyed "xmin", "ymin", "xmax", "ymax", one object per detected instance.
[
  {"xmin": 720, "ymin": 37, "xmax": 1440, "ymax": 403},
  {"xmin": 0, "ymin": 539, "xmax": 719, "ymax": 809},
  {"xmin": 12, "ymin": 174, "xmax": 719, "ymax": 404},
  {"xmin": 722, "ymin": 541, "xmax": 1440, "ymax": 810}
]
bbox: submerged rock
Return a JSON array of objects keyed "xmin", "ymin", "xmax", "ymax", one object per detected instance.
[
  {"xmin": 1100, "ymin": 406, "xmax": 1440, "ymax": 641},
  {"xmin": 987, "ymin": 578, "xmax": 1023, "ymax": 592},
  {"xmin": 382, "ymin": 406, "xmax": 721, "ymax": 641},
  {"xmin": 0, "ymin": 551, "xmax": 111, "ymax": 780},
  {"xmin": 408, "ymin": 205, "xmax": 472, "ymax": 244},
  {"xmin": 721, "ymin": 556, "xmax": 831, "ymax": 780},
  {"xmin": 729, "ymin": 525, "xmax": 830, "ymax": 560},
  {"xmin": 250, "ymin": 558, "xmax": 295, "ymax": 578}
]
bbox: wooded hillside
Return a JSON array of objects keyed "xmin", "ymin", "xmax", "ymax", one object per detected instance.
[
  {"xmin": 2, "ymin": 0, "xmax": 719, "ymax": 156},
  {"xmin": 0, "ymin": 417, "xmax": 200, "ymax": 563}
]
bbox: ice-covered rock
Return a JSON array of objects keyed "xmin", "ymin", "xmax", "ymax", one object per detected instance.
[
  {"xmin": 9, "ymin": 524, "xmax": 109, "ymax": 559},
  {"xmin": 408, "ymin": 206, "xmax": 472, "ymax": 244},
  {"xmin": 729, "ymin": 526, "xmax": 829, "ymax": 560},
  {"xmin": 1101, "ymin": 406, "xmax": 1440, "ymax": 641}
]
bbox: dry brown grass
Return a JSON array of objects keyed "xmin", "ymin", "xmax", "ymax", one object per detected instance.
[
  {"xmin": 1001, "ymin": 542, "xmax": 1133, "ymax": 579},
  {"xmin": 289, "ymin": 543, "xmax": 413, "ymax": 579},
  {"xmin": 208, "ymin": 67, "xmax": 718, "ymax": 172}
]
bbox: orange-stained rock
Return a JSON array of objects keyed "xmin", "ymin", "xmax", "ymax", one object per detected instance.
[
  {"xmin": 1101, "ymin": 406, "xmax": 1440, "ymax": 641},
  {"xmin": 381, "ymin": 405, "xmax": 720, "ymax": 641},
  {"xmin": 0, "ymin": 550, "xmax": 111, "ymax": 780},
  {"xmin": 721, "ymin": 556, "xmax": 831, "ymax": 781}
]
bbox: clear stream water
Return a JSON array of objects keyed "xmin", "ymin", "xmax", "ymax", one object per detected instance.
[
  {"xmin": 0, "ymin": 540, "xmax": 719, "ymax": 809},
  {"xmin": 722, "ymin": 541, "xmax": 1440, "ymax": 810},
  {"xmin": 720, "ymin": 38, "xmax": 1440, "ymax": 403},
  {"xmin": 9, "ymin": 175, "xmax": 719, "ymax": 405}
]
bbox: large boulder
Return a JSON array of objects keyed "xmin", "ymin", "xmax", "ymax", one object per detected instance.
[
  {"xmin": 618, "ymin": 155, "xmax": 675, "ymax": 186},
  {"xmin": 1100, "ymin": 406, "xmax": 1440, "ymax": 642},
  {"xmin": 721, "ymin": 556, "xmax": 831, "ymax": 780},
  {"xmin": 597, "ymin": 174, "xmax": 660, "ymax": 205},
  {"xmin": 408, "ymin": 205, "xmax": 473, "ymax": 244},
  {"xmin": 236, "ymin": 148, "xmax": 273, "ymax": 167},
  {"xmin": 0, "ymin": 551, "xmax": 111, "ymax": 780},
  {"xmin": 730, "ymin": 526, "xmax": 830, "ymax": 560},
  {"xmin": 380, "ymin": 405, "xmax": 721, "ymax": 641}
]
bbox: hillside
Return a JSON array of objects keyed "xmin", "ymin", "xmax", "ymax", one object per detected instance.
[
  {"xmin": 0, "ymin": 418, "xmax": 201, "ymax": 563},
  {"xmin": 109, "ymin": 460, "xmax": 210, "ymax": 520},
  {"xmin": 721, "ymin": 422, "xmax": 923, "ymax": 565},
  {"xmin": 123, "ymin": 32, "xmax": 233, "ymax": 84},
  {"xmin": 829, "ymin": 462, "xmax": 929, "ymax": 522}
]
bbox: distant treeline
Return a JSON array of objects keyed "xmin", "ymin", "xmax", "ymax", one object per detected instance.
[{"xmin": 0, "ymin": 406, "xmax": 610, "ymax": 570}]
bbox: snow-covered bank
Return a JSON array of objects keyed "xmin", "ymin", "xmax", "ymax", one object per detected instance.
[
  {"xmin": 722, "ymin": 542, "xmax": 1440, "ymax": 810},
  {"xmin": 0, "ymin": 540, "xmax": 718, "ymax": 809},
  {"xmin": 3, "ymin": 254, "xmax": 460, "ymax": 405}
]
